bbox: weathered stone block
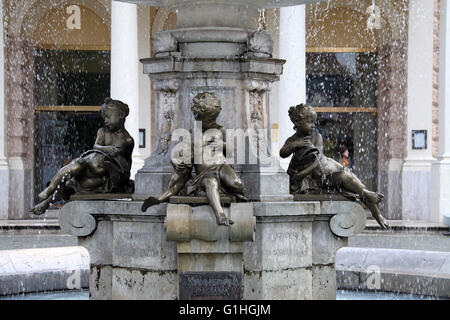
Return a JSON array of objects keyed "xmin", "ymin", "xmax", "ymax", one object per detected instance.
[
  {"xmin": 244, "ymin": 221, "xmax": 312, "ymax": 271},
  {"xmin": 79, "ymin": 220, "xmax": 113, "ymax": 266},
  {"xmin": 178, "ymin": 253, "xmax": 243, "ymax": 273},
  {"xmin": 111, "ymin": 267, "xmax": 178, "ymax": 300},
  {"xmin": 312, "ymin": 264, "xmax": 336, "ymax": 300},
  {"xmin": 312, "ymin": 220, "xmax": 347, "ymax": 265},
  {"xmin": 113, "ymin": 221, "xmax": 177, "ymax": 271},
  {"xmin": 90, "ymin": 265, "xmax": 112, "ymax": 300},
  {"xmin": 244, "ymin": 269, "xmax": 312, "ymax": 300}
]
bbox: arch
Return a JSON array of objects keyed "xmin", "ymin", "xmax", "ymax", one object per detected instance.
[
  {"xmin": 306, "ymin": 5, "xmax": 394, "ymax": 50},
  {"xmin": 151, "ymin": 7, "xmax": 171, "ymax": 38},
  {"xmin": 5, "ymin": 0, "xmax": 110, "ymax": 39},
  {"xmin": 307, "ymin": 0, "xmax": 407, "ymax": 33},
  {"xmin": 306, "ymin": 0, "xmax": 407, "ymax": 47},
  {"xmin": 32, "ymin": 5, "xmax": 110, "ymax": 50},
  {"xmin": 151, "ymin": 7, "xmax": 177, "ymax": 38}
]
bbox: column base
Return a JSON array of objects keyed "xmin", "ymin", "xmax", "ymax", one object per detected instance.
[
  {"xmin": 378, "ymin": 158, "xmax": 403, "ymax": 220},
  {"xmin": 431, "ymin": 157, "xmax": 450, "ymax": 223},
  {"xmin": 132, "ymin": 150, "xmax": 173, "ymax": 200},
  {"xmin": 402, "ymin": 159, "xmax": 433, "ymax": 221},
  {"xmin": 241, "ymin": 166, "xmax": 293, "ymax": 202},
  {"xmin": 8, "ymin": 157, "xmax": 32, "ymax": 219},
  {"xmin": 0, "ymin": 160, "xmax": 9, "ymax": 219}
]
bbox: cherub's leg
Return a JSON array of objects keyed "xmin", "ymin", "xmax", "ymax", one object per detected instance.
[
  {"xmin": 30, "ymin": 197, "xmax": 52, "ymax": 216},
  {"xmin": 158, "ymin": 171, "xmax": 188, "ymax": 201},
  {"xmin": 30, "ymin": 185, "xmax": 65, "ymax": 215},
  {"xmin": 218, "ymin": 165, "xmax": 247, "ymax": 200},
  {"xmin": 366, "ymin": 202, "xmax": 389, "ymax": 229},
  {"xmin": 141, "ymin": 170, "xmax": 190, "ymax": 212},
  {"xmin": 333, "ymin": 171, "xmax": 384, "ymax": 204},
  {"xmin": 202, "ymin": 176, "xmax": 233, "ymax": 226},
  {"xmin": 38, "ymin": 160, "xmax": 84, "ymax": 200},
  {"xmin": 332, "ymin": 171, "xmax": 388, "ymax": 229}
]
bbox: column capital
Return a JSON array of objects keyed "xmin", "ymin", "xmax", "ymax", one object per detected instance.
[
  {"xmin": 153, "ymin": 79, "xmax": 180, "ymax": 92},
  {"xmin": 244, "ymin": 80, "xmax": 270, "ymax": 92}
]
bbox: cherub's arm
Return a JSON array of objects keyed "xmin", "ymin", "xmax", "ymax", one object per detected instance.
[
  {"xmin": 171, "ymin": 141, "xmax": 194, "ymax": 174},
  {"xmin": 93, "ymin": 128, "xmax": 106, "ymax": 150},
  {"xmin": 280, "ymin": 135, "xmax": 312, "ymax": 158},
  {"xmin": 311, "ymin": 132, "xmax": 324, "ymax": 154},
  {"xmin": 125, "ymin": 137, "xmax": 134, "ymax": 165},
  {"xmin": 93, "ymin": 128, "xmax": 119, "ymax": 157},
  {"xmin": 280, "ymin": 136, "xmax": 297, "ymax": 158},
  {"xmin": 293, "ymin": 158, "xmax": 320, "ymax": 180}
]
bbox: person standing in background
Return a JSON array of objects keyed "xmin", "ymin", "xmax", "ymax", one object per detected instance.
[{"xmin": 340, "ymin": 146, "xmax": 350, "ymax": 168}]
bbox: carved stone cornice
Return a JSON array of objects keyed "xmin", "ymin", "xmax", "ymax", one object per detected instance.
[{"xmin": 153, "ymin": 79, "xmax": 180, "ymax": 92}]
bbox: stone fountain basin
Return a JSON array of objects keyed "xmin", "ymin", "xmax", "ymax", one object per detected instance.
[
  {"xmin": 116, "ymin": 0, "xmax": 322, "ymax": 8},
  {"xmin": 115, "ymin": 0, "xmax": 324, "ymax": 31}
]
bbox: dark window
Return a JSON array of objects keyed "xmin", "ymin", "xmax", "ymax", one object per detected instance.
[
  {"xmin": 306, "ymin": 52, "xmax": 378, "ymax": 190},
  {"xmin": 33, "ymin": 50, "xmax": 110, "ymax": 198}
]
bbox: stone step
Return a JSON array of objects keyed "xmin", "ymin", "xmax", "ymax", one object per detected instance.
[
  {"xmin": 336, "ymin": 247, "xmax": 450, "ymax": 298},
  {"xmin": 0, "ymin": 218, "xmax": 62, "ymax": 235},
  {"xmin": 0, "ymin": 246, "xmax": 89, "ymax": 296}
]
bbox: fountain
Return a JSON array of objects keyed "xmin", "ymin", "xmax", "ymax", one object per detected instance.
[{"xmin": 57, "ymin": 0, "xmax": 371, "ymax": 300}]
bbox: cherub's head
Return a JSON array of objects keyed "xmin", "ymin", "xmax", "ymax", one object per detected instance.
[
  {"xmin": 288, "ymin": 104, "xmax": 317, "ymax": 136},
  {"xmin": 191, "ymin": 92, "xmax": 222, "ymax": 122},
  {"xmin": 100, "ymin": 98, "xmax": 129, "ymax": 131}
]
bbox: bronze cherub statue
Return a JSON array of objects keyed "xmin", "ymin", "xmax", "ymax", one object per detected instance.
[
  {"xmin": 141, "ymin": 92, "xmax": 246, "ymax": 226},
  {"xmin": 280, "ymin": 103, "xmax": 389, "ymax": 229},
  {"xmin": 30, "ymin": 98, "xmax": 135, "ymax": 215}
]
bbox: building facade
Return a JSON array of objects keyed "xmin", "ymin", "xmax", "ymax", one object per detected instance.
[{"xmin": 0, "ymin": 0, "xmax": 448, "ymax": 224}]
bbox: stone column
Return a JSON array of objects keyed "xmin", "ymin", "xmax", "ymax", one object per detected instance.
[
  {"xmin": 377, "ymin": 41, "xmax": 407, "ymax": 220},
  {"xmin": 402, "ymin": 0, "xmax": 435, "ymax": 221},
  {"xmin": 0, "ymin": 0, "xmax": 9, "ymax": 220},
  {"xmin": 431, "ymin": 0, "xmax": 450, "ymax": 224},
  {"xmin": 137, "ymin": 6, "xmax": 152, "ymax": 160},
  {"xmin": 5, "ymin": 35, "xmax": 34, "ymax": 219},
  {"xmin": 111, "ymin": 1, "xmax": 149, "ymax": 178},
  {"xmin": 278, "ymin": 5, "xmax": 306, "ymax": 170}
]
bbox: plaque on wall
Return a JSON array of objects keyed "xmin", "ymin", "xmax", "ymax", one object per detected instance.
[{"xmin": 179, "ymin": 272, "xmax": 242, "ymax": 300}]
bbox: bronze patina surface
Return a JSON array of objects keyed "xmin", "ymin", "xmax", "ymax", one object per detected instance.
[
  {"xmin": 30, "ymin": 98, "xmax": 135, "ymax": 215},
  {"xmin": 141, "ymin": 93, "xmax": 247, "ymax": 226},
  {"xmin": 280, "ymin": 103, "xmax": 389, "ymax": 229}
]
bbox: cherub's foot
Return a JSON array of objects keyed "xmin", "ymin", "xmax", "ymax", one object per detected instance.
[
  {"xmin": 375, "ymin": 214, "xmax": 389, "ymax": 230},
  {"xmin": 217, "ymin": 212, "xmax": 234, "ymax": 227},
  {"xmin": 29, "ymin": 200, "xmax": 50, "ymax": 216},
  {"xmin": 38, "ymin": 187, "xmax": 53, "ymax": 200},
  {"xmin": 363, "ymin": 189, "xmax": 384, "ymax": 204},
  {"xmin": 235, "ymin": 194, "xmax": 248, "ymax": 202},
  {"xmin": 141, "ymin": 196, "xmax": 161, "ymax": 212}
]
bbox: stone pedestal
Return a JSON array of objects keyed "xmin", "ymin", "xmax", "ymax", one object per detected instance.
[
  {"xmin": 164, "ymin": 202, "xmax": 255, "ymax": 299},
  {"xmin": 59, "ymin": 198, "xmax": 365, "ymax": 300},
  {"xmin": 126, "ymin": 0, "xmax": 295, "ymax": 202},
  {"xmin": 60, "ymin": 200, "xmax": 178, "ymax": 300},
  {"xmin": 132, "ymin": 54, "xmax": 292, "ymax": 202},
  {"xmin": 243, "ymin": 201, "xmax": 354, "ymax": 300},
  {"xmin": 177, "ymin": 240, "xmax": 245, "ymax": 300}
]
